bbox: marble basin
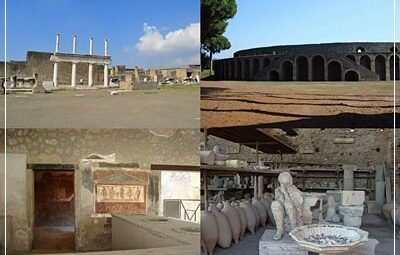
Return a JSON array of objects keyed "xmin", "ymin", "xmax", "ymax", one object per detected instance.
[{"xmin": 289, "ymin": 224, "xmax": 368, "ymax": 254}]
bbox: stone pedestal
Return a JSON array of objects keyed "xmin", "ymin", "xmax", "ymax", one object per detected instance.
[
  {"xmin": 341, "ymin": 191, "xmax": 365, "ymax": 206},
  {"xmin": 339, "ymin": 205, "xmax": 363, "ymax": 227},
  {"xmin": 259, "ymin": 229, "xmax": 308, "ymax": 255}
]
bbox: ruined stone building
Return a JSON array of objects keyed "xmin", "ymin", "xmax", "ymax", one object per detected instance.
[
  {"xmin": 213, "ymin": 42, "xmax": 399, "ymax": 81},
  {"xmin": 0, "ymin": 51, "xmax": 106, "ymax": 85},
  {"xmin": 204, "ymin": 128, "xmax": 394, "ymax": 199},
  {"xmin": 1, "ymin": 129, "xmax": 200, "ymax": 254}
]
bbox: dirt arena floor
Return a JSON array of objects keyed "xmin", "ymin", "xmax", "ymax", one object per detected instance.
[{"xmin": 201, "ymin": 81, "xmax": 397, "ymax": 128}]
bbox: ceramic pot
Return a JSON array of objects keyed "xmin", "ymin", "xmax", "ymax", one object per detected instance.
[
  {"xmin": 210, "ymin": 203, "xmax": 232, "ymax": 248},
  {"xmin": 221, "ymin": 201, "xmax": 241, "ymax": 244},
  {"xmin": 382, "ymin": 202, "xmax": 393, "ymax": 223},
  {"xmin": 262, "ymin": 193, "xmax": 275, "ymax": 225},
  {"xmin": 249, "ymin": 200, "xmax": 260, "ymax": 228},
  {"xmin": 201, "ymin": 211, "xmax": 218, "ymax": 255},
  {"xmin": 232, "ymin": 202, "xmax": 247, "ymax": 239},
  {"xmin": 240, "ymin": 200, "xmax": 256, "ymax": 235},
  {"xmin": 252, "ymin": 197, "xmax": 267, "ymax": 227}
]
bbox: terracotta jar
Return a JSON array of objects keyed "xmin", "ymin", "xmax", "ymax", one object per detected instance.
[
  {"xmin": 249, "ymin": 199, "xmax": 260, "ymax": 229},
  {"xmin": 232, "ymin": 201, "xmax": 247, "ymax": 239},
  {"xmin": 239, "ymin": 200, "xmax": 256, "ymax": 234},
  {"xmin": 261, "ymin": 193, "xmax": 275, "ymax": 225},
  {"xmin": 201, "ymin": 211, "xmax": 218, "ymax": 255},
  {"xmin": 210, "ymin": 202, "xmax": 232, "ymax": 248},
  {"xmin": 252, "ymin": 197, "xmax": 267, "ymax": 227},
  {"xmin": 221, "ymin": 201, "xmax": 241, "ymax": 244}
]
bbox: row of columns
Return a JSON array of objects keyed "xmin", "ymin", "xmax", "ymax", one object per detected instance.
[
  {"xmin": 215, "ymin": 54, "xmax": 397, "ymax": 81},
  {"xmin": 52, "ymin": 34, "xmax": 109, "ymax": 88}
]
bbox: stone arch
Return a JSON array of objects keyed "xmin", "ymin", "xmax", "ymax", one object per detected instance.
[
  {"xmin": 263, "ymin": 58, "xmax": 271, "ymax": 68},
  {"xmin": 356, "ymin": 47, "xmax": 366, "ymax": 53},
  {"xmin": 346, "ymin": 55, "xmax": 356, "ymax": 62},
  {"xmin": 281, "ymin": 61, "xmax": 293, "ymax": 81},
  {"xmin": 253, "ymin": 58, "xmax": 260, "ymax": 75},
  {"xmin": 360, "ymin": 55, "xmax": 371, "ymax": 70},
  {"xmin": 295, "ymin": 56, "xmax": 308, "ymax": 81},
  {"xmin": 244, "ymin": 59, "xmax": 250, "ymax": 80},
  {"xmin": 311, "ymin": 55, "xmax": 325, "ymax": 81},
  {"xmin": 268, "ymin": 70, "xmax": 279, "ymax": 81},
  {"xmin": 390, "ymin": 55, "xmax": 399, "ymax": 80},
  {"xmin": 345, "ymin": 70, "xmax": 359, "ymax": 81},
  {"xmin": 375, "ymin": 55, "xmax": 386, "ymax": 80},
  {"xmin": 235, "ymin": 59, "xmax": 242, "ymax": 80},
  {"xmin": 327, "ymin": 61, "xmax": 342, "ymax": 81}
]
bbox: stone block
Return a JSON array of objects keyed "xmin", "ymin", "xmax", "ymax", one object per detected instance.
[
  {"xmin": 342, "ymin": 191, "xmax": 365, "ymax": 206},
  {"xmin": 326, "ymin": 190, "xmax": 342, "ymax": 204},
  {"xmin": 339, "ymin": 205, "xmax": 364, "ymax": 217},
  {"xmin": 366, "ymin": 201, "xmax": 382, "ymax": 214},
  {"xmin": 32, "ymin": 81, "xmax": 46, "ymax": 94},
  {"xmin": 343, "ymin": 215, "xmax": 362, "ymax": 227},
  {"xmin": 259, "ymin": 229, "xmax": 307, "ymax": 255}
]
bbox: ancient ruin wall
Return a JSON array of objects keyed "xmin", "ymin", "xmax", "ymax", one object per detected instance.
[
  {"xmin": 2, "ymin": 51, "xmax": 105, "ymax": 85},
  {"xmin": 214, "ymin": 42, "xmax": 399, "ymax": 81},
  {"xmin": 206, "ymin": 129, "xmax": 393, "ymax": 167},
  {"xmin": 2, "ymin": 129, "xmax": 199, "ymax": 252}
]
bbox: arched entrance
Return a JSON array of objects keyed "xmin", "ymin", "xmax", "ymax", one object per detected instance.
[
  {"xmin": 312, "ymin": 55, "xmax": 325, "ymax": 81},
  {"xmin": 375, "ymin": 55, "xmax": 386, "ymax": 80},
  {"xmin": 281, "ymin": 61, "xmax": 293, "ymax": 81},
  {"xmin": 328, "ymin": 61, "xmax": 342, "ymax": 81},
  {"xmin": 296, "ymin": 56, "xmax": 308, "ymax": 81},
  {"xmin": 345, "ymin": 70, "xmax": 359, "ymax": 81},
  {"xmin": 390, "ymin": 55, "xmax": 399, "ymax": 80},
  {"xmin": 253, "ymin": 58, "xmax": 260, "ymax": 76},
  {"xmin": 360, "ymin": 55, "xmax": 371, "ymax": 70},
  {"xmin": 244, "ymin": 59, "xmax": 250, "ymax": 80},
  {"xmin": 268, "ymin": 70, "xmax": 279, "ymax": 81}
]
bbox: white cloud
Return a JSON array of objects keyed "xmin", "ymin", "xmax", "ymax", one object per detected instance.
[{"xmin": 136, "ymin": 22, "xmax": 200, "ymax": 55}]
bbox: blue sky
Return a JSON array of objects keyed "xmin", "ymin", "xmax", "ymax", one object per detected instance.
[
  {"xmin": 4, "ymin": 0, "xmax": 200, "ymax": 68},
  {"xmin": 216, "ymin": 0, "xmax": 397, "ymax": 59}
]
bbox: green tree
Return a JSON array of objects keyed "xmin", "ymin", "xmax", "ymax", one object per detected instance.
[{"xmin": 201, "ymin": 0, "xmax": 237, "ymax": 74}]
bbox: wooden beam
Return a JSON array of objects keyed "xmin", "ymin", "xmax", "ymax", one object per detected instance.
[{"xmin": 150, "ymin": 164, "xmax": 200, "ymax": 172}]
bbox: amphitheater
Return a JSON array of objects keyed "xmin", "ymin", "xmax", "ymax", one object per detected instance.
[{"xmin": 213, "ymin": 42, "xmax": 399, "ymax": 81}]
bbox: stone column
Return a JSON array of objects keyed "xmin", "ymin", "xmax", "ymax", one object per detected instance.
[
  {"xmin": 343, "ymin": 165, "xmax": 356, "ymax": 191},
  {"xmin": 88, "ymin": 37, "xmax": 94, "ymax": 86},
  {"xmin": 241, "ymin": 60, "xmax": 245, "ymax": 80},
  {"xmin": 371, "ymin": 58, "xmax": 376, "ymax": 73},
  {"xmin": 385, "ymin": 58, "xmax": 391, "ymax": 81},
  {"xmin": 103, "ymin": 39, "xmax": 109, "ymax": 87},
  {"xmin": 71, "ymin": 35, "xmax": 77, "ymax": 87},
  {"xmin": 324, "ymin": 62, "xmax": 329, "ymax": 81},
  {"xmin": 53, "ymin": 33, "xmax": 60, "ymax": 87},
  {"xmin": 308, "ymin": 59, "xmax": 312, "ymax": 81},
  {"xmin": 292, "ymin": 58, "xmax": 297, "ymax": 81}
]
